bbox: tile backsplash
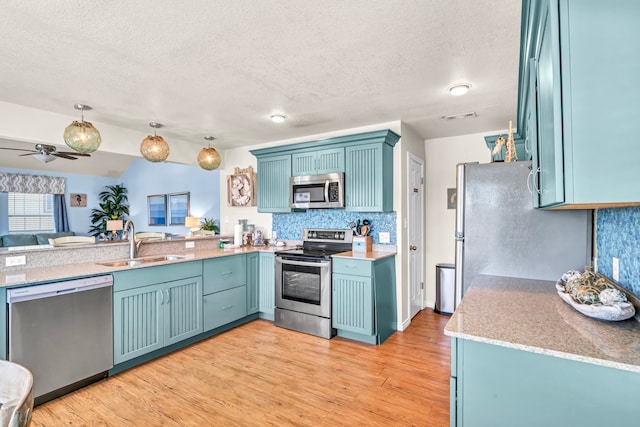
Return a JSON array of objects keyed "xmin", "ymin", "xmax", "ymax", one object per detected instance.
[
  {"xmin": 597, "ymin": 207, "xmax": 640, "ymax": 297},
  {"xmin": 272, "ymin": 210, "xmax": 397, "ymax": 244}
]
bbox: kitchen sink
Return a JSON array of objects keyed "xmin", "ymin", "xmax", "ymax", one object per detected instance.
[{"xmin": 96, "ymin": 254, "xmax": 186, "ymax": 267}]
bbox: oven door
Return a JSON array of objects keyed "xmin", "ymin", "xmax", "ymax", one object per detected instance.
[{"xmin": 275, "ymin": 256, "xmax": 331, "ymax": 318}]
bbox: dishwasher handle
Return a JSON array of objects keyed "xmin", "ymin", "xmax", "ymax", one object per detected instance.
[{"xmin": 7, "ymin": 275, "xmax": 113, "ymax": 303}]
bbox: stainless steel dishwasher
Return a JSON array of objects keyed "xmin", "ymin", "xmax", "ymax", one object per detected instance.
[{"xmin": 7, "ymin": 275, "xmax": 113, "ymax": 405}]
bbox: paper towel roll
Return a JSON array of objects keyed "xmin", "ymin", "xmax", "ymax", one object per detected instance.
[{"xmin": 234, "ymin": 224, "xmax": 243, "ymax": 246}]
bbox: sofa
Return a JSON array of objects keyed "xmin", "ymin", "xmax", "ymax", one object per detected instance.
[{"xmin": 0, "ymin": 232, "xmax": 75, "ymax": 248}]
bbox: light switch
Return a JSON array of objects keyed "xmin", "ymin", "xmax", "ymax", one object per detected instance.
[
  {"xmin": 185, "ymin": 241, "xmax": 195, "ymax": 249},
  {"xmin": 6, "ymin": 255, "xmax": 26, "ymax": 266},
  {"xmin": 379, "ymin": 232, "xmax": 390, "ymax": 244}
]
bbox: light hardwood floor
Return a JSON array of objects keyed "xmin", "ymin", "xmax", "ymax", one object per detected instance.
[{"xmin": 31, "ymin": 309, "xmax": 451, "ymax": 426}]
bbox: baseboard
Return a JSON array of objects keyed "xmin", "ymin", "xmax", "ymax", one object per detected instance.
[
  {"xmin": 425, "ymin": 299, "xmax": 435, "ymax": 309},
  {"xmin": 397, "ymin": 317, "xmax": 411, "ymax": 331}
]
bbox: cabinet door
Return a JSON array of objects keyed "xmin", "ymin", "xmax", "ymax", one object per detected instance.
[
  {"xmin": 528, "ymin": 58, "xmax": 542, "ymax": 208},
  {"xmin": 258, "ymin": 252, "xmax": 275, "ymax": 318},
  {"xmin": 246, "ymin": 252, "xmax": 259, "ymax": 314},
  {"xmin": 345, "ymin": 143, "xmax": 392, "ymax": 212},
  {"xmin": 113, "ymin": 284, "xmax": 164, "ymax": 364},
  {"xmin": 535, "ymin": 0, "xmax": 565, "ymax": 207},
  {"xmin": 292, "ymin": 147, "xmax": 345, "ymax": 176},
  {"xmin": 257, "ymin": 155, "xmax": 293, "ymax": 212},
  {"xmin": 291, "ymin": 152, "xmax": 317, "ymax": 176},
  {"xmin": 332, "ymin": 273, "xmax": 374, "ymax": 335},
  {"xmin": 203, "ymin": 286, "xmax": 247, "ymax": 331},
  {"xmin": 203, "ymin": 255, "xmax": 247, "ymax": 294},
  {"xmin": 164, "ymin": 277, "xmax": 203, "ymax": 346}
]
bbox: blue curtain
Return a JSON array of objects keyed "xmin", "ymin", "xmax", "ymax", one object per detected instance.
[{"xmin": 54, "ymin": 194, "xmax": 70, "ymax": 232}]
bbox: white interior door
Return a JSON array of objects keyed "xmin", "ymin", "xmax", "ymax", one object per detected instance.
[{"xmin": 408, "ymin": 153, "xmax": 424, "ymax": 319}]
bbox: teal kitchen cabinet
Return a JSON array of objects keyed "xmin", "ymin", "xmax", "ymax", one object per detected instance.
[
  {"xmin": 258, "ymin": 252, "xmax": 275, "ymax": 320},
  {"xmin": 246, "ymin": 252, "xmax": 259, "ymax": 315},
  {"xmin": 345, "ymin": 140, "xmax": 395, "ymax": 212},
  {"xmin": 255, "ymin": 154, "xmax": 293, "ymax": 213},
  {"xmin": 203, "ymin": 254, "xmax": 248, "ymax": 331},
  {"xmin": 252, "ymin": 129, "xmax": 399, "ymax": 212},
  {"xmin": 450, "ymin": 338, "xmax": 640, "ymax": 427},
  {"xmin": 291, "ymin": 147, "xmax": 344, "ymax": 176},
  {"xmin": 518, "ymin": 0, "xmax": 640, "ymax": 208},
  {"xmin": 332, "ymin": 256, "xmax": 396, "ymax": 344},
  {"xmin": 113, "ymin": 273, "xmax": 203, "ymax": 365}
]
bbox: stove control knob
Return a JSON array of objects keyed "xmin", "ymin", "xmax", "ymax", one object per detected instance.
[
  {"xmin": 339, "ymin": 232, "xmax": 344, "ymax": 239},
  {"xmin": 334, "ymin": 233, "xmax": 339, "ymax": 239}
]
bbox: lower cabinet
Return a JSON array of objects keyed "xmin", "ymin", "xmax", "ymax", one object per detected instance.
[
  {"xmin": 202, "ymin": 254, "xmax": 248, "ymax": 332},
  {"xmin": 246, "ymin": 252, "xmax": 259, "ymax": 315},
  {"xmin": 450, "ymin": 338, "xmax": 640, "ymax": 427},
  {"xmin": 331, "ymin": 256, "xmax": 396, "ymax": 344},
  {"xmin": 258, "ymin": 252, "xmax": 275, "ymax": 320},
  {"xmin": 203, "ymin": 285, "xmax": 246, "ymax": 331},
  {"xmin": 113, "ymin": 276, "xmax": 203, "ymax": 365}
]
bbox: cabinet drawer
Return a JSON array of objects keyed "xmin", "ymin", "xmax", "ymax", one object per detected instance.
[
  {"xmin": 203, "ymin": 255, "xmax": 246, "ymax": 294},
  {"xmin": 203, "ymin": 286, "xmax": 247, "ymax": 331},
  {"xmin": 332, "ymin": 258, "xmax": 372, "ymax": 277}
]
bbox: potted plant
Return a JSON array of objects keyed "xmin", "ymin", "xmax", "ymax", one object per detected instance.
[
  {"xmin": 89, "ymin": 184, "xmax": 130, "ymax": 237},
  {"xmin": 199, "ymin": 218, "xmax": 219, "ymax": 235}
]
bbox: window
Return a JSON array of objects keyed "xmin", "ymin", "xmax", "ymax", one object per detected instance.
[{"xmin": 8, "ymin": 192, "xmax": 54, "ymax": 233}]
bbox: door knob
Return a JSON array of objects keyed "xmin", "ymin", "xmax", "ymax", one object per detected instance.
[{"xmin": 410, "ymin": 245, "xmax": 417, "ymax": 251}]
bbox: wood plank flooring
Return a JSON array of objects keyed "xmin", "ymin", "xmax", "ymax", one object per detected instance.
[{"xmin": 31, "ymin": 309, "xmax": 451, "ymax": 426}]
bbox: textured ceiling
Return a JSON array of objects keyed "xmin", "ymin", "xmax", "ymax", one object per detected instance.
[{"xmin": 0, "ymin": 0, "xmax": 521, "ymax": 166}]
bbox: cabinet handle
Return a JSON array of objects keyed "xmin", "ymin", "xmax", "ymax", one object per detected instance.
[
  {"xmin": 220, "ymin": 272, "xmax": 233, "ymax": 276},
  {"xmin": 527, "ymin": 168, "xmax": 534, "ymax": 194},
  {"xmin": 533, "ymin": 167, "xmax": 542, "ymax": 195},
  {"xmin": 410, "ymin": 245, "xmax": 417, "ymax": 251},
  {"xmin": 221, "ymin": 304, "xmax": 233, "ymax": 310},
  {"xmin": 158, "ymin": 290, "xmax": 164, "ymax": 305},
  {"xmin": 165, "ymin": 289, "xmax": 170, "ymax": 304}
]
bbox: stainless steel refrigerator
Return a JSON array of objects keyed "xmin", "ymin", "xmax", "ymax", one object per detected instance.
[{"xmin": 454, "ymin": 161, "xmax": 592, "ymax": 307}]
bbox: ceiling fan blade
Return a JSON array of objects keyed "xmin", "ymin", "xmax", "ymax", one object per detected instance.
[
  {"xmin": 1, "ymin": 147, "xmax": 37, "ymax": 153},
  {"xmin": 53, "ymin": 153, "xmax": 78, "ymax": 160},
  {"xmin": 56, "ymin": 151, "xmax": 91, "ymax": 157}
]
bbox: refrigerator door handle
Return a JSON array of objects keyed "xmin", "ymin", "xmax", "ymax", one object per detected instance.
[
  {"xmin": 454, "ymin": 239, "xmax": 464, "ymax": 307},
  {"xmin": 455, "ymin": 164, "xmax": 465, "ymax": 236}
]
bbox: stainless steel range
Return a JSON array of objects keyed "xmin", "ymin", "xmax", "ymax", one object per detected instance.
[{"xmin": 275, "ymin": 228, "xmax": 353, "ymax": 339}]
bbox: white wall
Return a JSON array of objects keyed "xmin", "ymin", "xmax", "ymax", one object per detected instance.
[{"xmin": 423, "ymin": 129, "xmax": 504, "ymax": 305}]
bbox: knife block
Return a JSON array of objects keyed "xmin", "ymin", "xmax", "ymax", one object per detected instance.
[{"xmin": 352, "ymin": 236, "xmax": 372, "ymax": 253}]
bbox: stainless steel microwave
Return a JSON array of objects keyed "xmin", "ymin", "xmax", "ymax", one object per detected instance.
[{"xmin": 290, "ymin": 173, "xmax": 344, "ymax": 209}]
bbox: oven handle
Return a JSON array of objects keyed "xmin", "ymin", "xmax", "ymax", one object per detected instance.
[{"xmin": 275, "ymin": 257, "xmax": 331, "ymax": 269}]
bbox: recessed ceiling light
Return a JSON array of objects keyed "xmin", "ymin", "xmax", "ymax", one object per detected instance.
[
  {"xmin": 271, "ymin": 114, "xmax": 287, "ymax": 123},
  {"xmin": 447, "ymin": 83, "xmax": 472, "ymax": 96}
]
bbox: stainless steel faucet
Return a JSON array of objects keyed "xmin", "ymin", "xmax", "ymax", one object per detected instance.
[{"xmin": 124, "ymin": 220, "xmax": 137, "ymax": 259}]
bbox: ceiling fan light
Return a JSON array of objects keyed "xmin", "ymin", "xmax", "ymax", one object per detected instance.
[
  {"xmin": 33, "ymin": 153, "xmax": 57, "ymax": 163},
  {"xmin": 197, "ymin": 146, "xmax": 221, "ymax": 170},
  {"xmin": 63, "ymin": 120, "xmax": 102, "ymax": 154},
  {"xmin": 140, "ymin": 135, "xmax": 170, "ymax": 162}
]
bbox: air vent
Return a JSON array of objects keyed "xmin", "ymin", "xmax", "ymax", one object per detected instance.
[{"xmin": 441, "ymin": 112, "xmax": 478, "ymax": 120}]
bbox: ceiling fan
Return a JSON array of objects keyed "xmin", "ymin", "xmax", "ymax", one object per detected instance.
[{"xmin": 0, "ymin": 143, "xmax": 91, "ymax": 163}]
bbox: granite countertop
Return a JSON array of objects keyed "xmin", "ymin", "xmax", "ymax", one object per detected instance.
[
  {"xmin": 332, "ymin": 250, "xmax": 396, "ymax": 261},
  {"xmin": 0, "ymin": 245, "xmax": 280, "ymax": 288},
  {"xmin": 444, "ymin": 275, "xmax": 640, "ymax": 373}
]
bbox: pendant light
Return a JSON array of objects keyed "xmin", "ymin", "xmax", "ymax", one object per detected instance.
[
  {"xmin": 63, "ymin": 104, "xmax": 102, "ymax": 154},
  {"xmin": 140, "ymin": 122, "xmax": 170, "ymax": 162},
  {"xmin": 197, "ymin": 136, "xmax": 221, "ymax": 170}
]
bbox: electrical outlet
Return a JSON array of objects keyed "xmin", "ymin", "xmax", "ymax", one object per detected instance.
[
  {"xmin": 185, "ymin": 241, "xmax": 195, "ymax": 249},
  {"xmin": 612, "ymin": 257, "xmax": 620, "ymax": 281},
  {"xmin": 379, "ymin": 232, "xmax": 390, "ymax": 244},
  {"xmin": 6, "ymin": 255, "xmax": 26, "ymax": 266}
]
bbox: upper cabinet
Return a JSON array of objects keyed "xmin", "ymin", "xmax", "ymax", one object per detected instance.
[
  {"xmin": 291, "ymin": 147, "xmax": 344, "ymax": 176},
  {"xmin": 518, "ymin": 0, "xmax": 640, "ymax": 208},
  {"xmin": 251, "ymin": 130, "xmax": 399, "ymax": 213}
]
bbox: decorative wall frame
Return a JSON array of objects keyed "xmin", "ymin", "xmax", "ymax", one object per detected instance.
[
  {"xmin": 227, "ymin": 166, "xmax": 257, "ymax": 207},
  {"xmin": 70, "ymin": 193, "xmax": 87, "ymax": 207},
  {"xmin": 148, "ymin": 194, "xmax": 167, "ymax": 226},
  {"xmin": 168, "ymin": 192, "xmax": 190, "ymax": 225}
]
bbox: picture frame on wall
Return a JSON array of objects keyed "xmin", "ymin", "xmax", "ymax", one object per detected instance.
[
  {"xmin": 447, "ymin": 188, "xmax": 457, "ymax": 210},
  {"xmin": 70, "ymin": 193, "xmax": 87, "ymax": 207},
  {"xmin": 227, "ymin": 166, "xmax": 257, "ymax": 207},
  {"xmin": 148, "ymin": 194, "xmax": 167, "ymax": 226},
  {"xmin": 168, "ymin": 192, "xmax": 190, "ymax": 225}
]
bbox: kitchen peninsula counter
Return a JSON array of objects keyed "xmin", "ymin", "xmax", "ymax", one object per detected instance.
[
  {"xmin": 445, "ymin": 274, "xmax": 640, "ymax": 373},
  {"xmin": 0, "ymin": 244, "xmax": 281, "ymax": 288}
]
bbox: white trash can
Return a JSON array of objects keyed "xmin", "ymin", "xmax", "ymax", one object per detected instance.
[{"xmin": 435, "ymin": 263, "xmax": 455, "ymax": 315}]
